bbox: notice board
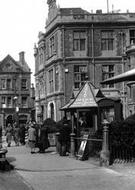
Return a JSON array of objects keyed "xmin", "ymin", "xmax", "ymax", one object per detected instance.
[{"xmin": 77, "ymin": 134, "xmax": 89, "ymax": 161}]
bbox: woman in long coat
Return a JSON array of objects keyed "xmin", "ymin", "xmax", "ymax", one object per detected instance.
[
  {"xmin": 28, "ymin": 124, "xmax": 36, "ymax": 153},
  {"xmin": 5, "ymin": 123, "xmax": 13, "ymax": 147}
]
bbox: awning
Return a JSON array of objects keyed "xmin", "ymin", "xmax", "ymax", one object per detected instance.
[{"xmin": 101, "ymin": 68, "xmax": 135, "ymax": 84}]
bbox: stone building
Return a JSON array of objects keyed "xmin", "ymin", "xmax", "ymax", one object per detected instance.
[
  {"xmin": 34, "ymin": 0, "xmax": 135, "ymax": 122},
  {"xmin": 0, "ymin": 52, "xmax": 32, "ymax": 128}
]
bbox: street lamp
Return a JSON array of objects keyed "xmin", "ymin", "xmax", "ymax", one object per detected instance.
[{"xmin": 13, "ymin": 96, "xmax": 19, "ymax": 125}]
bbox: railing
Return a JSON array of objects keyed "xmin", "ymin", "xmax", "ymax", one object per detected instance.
[{"xmin": 110, "ymin": 146, "xmax": 135, "ymax": 164}]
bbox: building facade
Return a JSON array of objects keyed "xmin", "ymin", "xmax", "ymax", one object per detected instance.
[
  {"xmin": 0, "ymin": 52, "xmax": 32, "ymax": 128},
  {"xmin": 34, "ymin": 0, "xmax": 135, "ymax": 122}
]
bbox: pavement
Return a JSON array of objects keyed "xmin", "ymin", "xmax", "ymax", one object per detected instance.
[
  {"xmin": 5, "ymin": 143, "xmax": 135, "ymax": 177},
  {"xmin": 6, "ymin": 145, "xmax": 99, "ymax": 172},
  {"xmin": 2, "ymin": 138, "xmax": 135, "ymax": 190}
]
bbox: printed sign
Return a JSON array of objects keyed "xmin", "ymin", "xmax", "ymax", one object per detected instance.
[{"xmin": 77, "ymin": 134, "xmax": 89, "ymax": 160}]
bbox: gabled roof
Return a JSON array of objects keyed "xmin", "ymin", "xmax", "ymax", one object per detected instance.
[
  {"xmin": 0, "ymin": 54, "xmax": 30, "ymax": 73},
  {"xmin": 60, "ymin": 82, "xmax": 105, "ymax": 110},
  {"xmin": 69, "ymin": 82, "xmax": 99, "ymax": 108}
]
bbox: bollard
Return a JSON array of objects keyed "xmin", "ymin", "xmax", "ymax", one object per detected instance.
[
  {"xmin": 100, "ymin": 119, "xmax": 110, "ymax": 166},
  {"xmin": 55, "ymin": 132, "xmax": 60, "ymax": 154},
  {"xmin": 70, "ymin": 133, "xmax": 76, "ymax": 158}
]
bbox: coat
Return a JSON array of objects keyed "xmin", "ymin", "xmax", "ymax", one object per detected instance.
[
  {"xmin": 39, "ymin": 127, "xmax": 50, "ymax": 151},
  {"xmin": 28, "ymin": 127, "xmax": 36, "ymax": 148},
  {"xmin": 5, "ymin": 125, "xmax": 13, "ymax": 143}
]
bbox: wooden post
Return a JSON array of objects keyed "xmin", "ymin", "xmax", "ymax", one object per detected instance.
[
  {"xmin": 100, "ymin": 119, "xmax": 110, "ymax": 166},
  {"xmin": 70, "ymin": 132, "xmax": 76, "ymax": 158}
]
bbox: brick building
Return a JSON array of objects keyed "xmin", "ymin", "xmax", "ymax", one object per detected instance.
[
  {"xmin": 34, "ymin": 0, "xmax": 135, "ymax": 122},
  {"xmin": 0, "ymin": 52, "xmax": 32, "ymax": 128}
]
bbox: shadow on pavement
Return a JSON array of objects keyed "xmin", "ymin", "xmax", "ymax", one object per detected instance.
[{"xmin": 7, "ymin": 156, "xmax": 16, "ymax": 163}]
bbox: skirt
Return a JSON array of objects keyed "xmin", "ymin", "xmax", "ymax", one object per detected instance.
[{"xmin": 28, "ymin": 140, "xmax": 36, "ymax": 149}]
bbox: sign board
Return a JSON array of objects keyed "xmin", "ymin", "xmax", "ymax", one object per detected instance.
[{"xmin": 77, "ymin": 134, "xmax": 89, "ymax": 160}]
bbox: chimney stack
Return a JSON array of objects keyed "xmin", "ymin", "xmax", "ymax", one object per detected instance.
[{"xmin": 19, "ymin": 51, "xmax": 25, "ymax": 65}]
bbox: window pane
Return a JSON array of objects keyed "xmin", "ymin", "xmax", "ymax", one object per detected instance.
[
  {"xmin": 7, "ymin": 79, "xmax": 11, "ymax": 89},
  {"xmin": 74, "ymin": 73, "xmax": 81, "ymax": 81},
  {"xmin": 7, "ymin": 97, "xmax": 11, "ymax": 107},
  {"xmin": 21, "ymin": 79, "xmax": 27, "ymax": 90},
  {"xmin": 74, "ymin": 82, "xmax": 80, "ymax": 89},
  {"xmin": 73, "ymin": 39, "xmax": 79, "ymax": 51},
  {"xmin": 81, "ymin": 73, "xmax": 86, "ymax": 81},
  {"xmin": 108, "ymin": 39, "xmax": 113, "ymax": 50},
  {"xmin": 74, "ymin": 65, "xmax": 87, "ymax": 89},
  {"xmin": 109, "ymin": 65, "xmax": 114, "ymax": 72},
  {"xmin": 1, "ymin": 79, "xmax": 6, "ymax": 89},
  {"xmin": 80, "ymin": 32, "xmax": 86, "ymax": 38},
  {"xmin": 80, "ymin": 39, "xmax": 85, "ymax": 50},
  {"xmin": 101, "ymin": 39, "xmax": 107, "ymax": 50},
  {"xmin": 74, "ymin": 32, "xmax": 79, "ymax": 39},
  {"xmin": 102, "ymin": 65, "xmax": 114, "ymax": 89},
  {"xmin": 101, "ymin": 31, "xmax": 114, "ymax": 51},
  {"xmin": 74, "ymin": 65, "xmax": 79, "ymax": 72}
]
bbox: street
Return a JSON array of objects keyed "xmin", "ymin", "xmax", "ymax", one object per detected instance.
[
  {"xmin": 0, "ymin": 171, "xmax": 32, "ymax": 190},
  {"xmin": 0, "ymin": 138, "xmax": 135, "ymax": 190}
]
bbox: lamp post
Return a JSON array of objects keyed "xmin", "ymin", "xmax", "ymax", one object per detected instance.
[
  {"xmin": 100, "ymin": 119, "xmax": 110, "ymax": 166},
  {"xmin": 119, "ymin": 31, "xmax": 127, "ymax": 118},
  {"xmin": 13, "ymin": 96, "xmax": 19, "ymax": 125}
]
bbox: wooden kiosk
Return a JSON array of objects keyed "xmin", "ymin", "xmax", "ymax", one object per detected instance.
[{"xmin": 60, "ymin": 82, "xmax": 123, "ymax": 160}]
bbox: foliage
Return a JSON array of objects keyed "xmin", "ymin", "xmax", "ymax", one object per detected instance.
[
  {"xmin": 42, "ymin": 118, "xmax": 56, "ymax": 133},
  {"xmin": 109, "ymin": 115, "xmax": 135, "ymax": 149}
]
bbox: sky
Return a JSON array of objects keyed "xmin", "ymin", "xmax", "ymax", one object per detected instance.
[{"xmin": 0, "ymin": 0, "xmax": 135, "ymax": 84}]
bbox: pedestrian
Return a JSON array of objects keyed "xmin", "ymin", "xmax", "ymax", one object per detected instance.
[
  {"xmin": 58, "ymin": 118, "xmax": 71, "ymax": 156},
  {"xmin": 38, "ymin": 124, "xmax": 50, "ymax": 153},
  {"xmin": 28, "ymin": 123, "xmax": 36, "ymax": 153},
  {"xmin": 13, "ymin": 122, "xmax": 20, "ymax": 146},
  {"xmin": 19, "ymin": 124, "xmax": 26, "ymax": 145},
  {"xmin": 5, "ymin": 123, "xmax": 13, "ymax": 147}
]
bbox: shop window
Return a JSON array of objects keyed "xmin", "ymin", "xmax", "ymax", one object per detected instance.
[
  {"xmin": 130, "ymin": 30, "xmax": 135, "ymax": 44},
  {"xmin": 101, "ymin": 30, "xmax": 114, "ymax": 51},
  {"xmin": 74, "ymin": 65, "xmax": 88, "ymax": 89},
  {"xmin": 102, "ymin": 65, "xmax": 114, "ymax": 88},
  {"xmin": 73, "ymin": 31, "xmax": 86, "ymax": 51}
]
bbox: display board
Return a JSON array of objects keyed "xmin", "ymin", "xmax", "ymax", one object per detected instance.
[{"xmin": 77, "ymin": 134, "xmax": 89, "ymax": 160}]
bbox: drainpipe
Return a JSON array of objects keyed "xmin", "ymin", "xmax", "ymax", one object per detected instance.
[
  {"xmin": 62, "ymin": 25, "xmax": 66, "ymax": 104},
  {"xmin": 91, "ymin": 24, "xmax": 95, "ymax": 85}
]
